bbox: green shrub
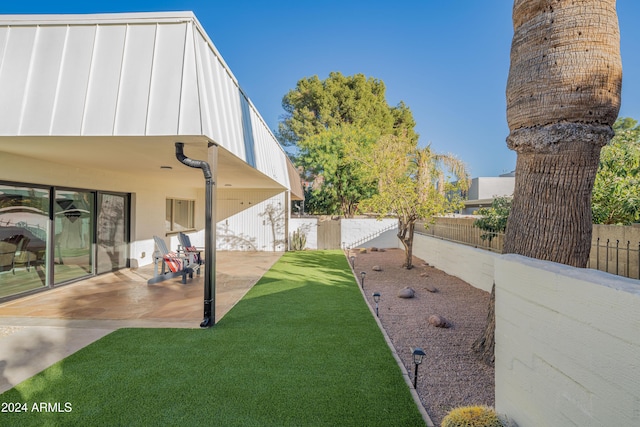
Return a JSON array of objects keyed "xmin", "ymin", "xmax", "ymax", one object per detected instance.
[{"xmin": 441, "ymin": 405, "xmax": 504, "ymax": 427}]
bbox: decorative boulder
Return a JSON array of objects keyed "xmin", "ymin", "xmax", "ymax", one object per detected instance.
[
  {"xmin": 428, "ymin": 314, "xmax": 450, "ymax": 328},
  {"xmin": 425, "ymin": 285, "xmax": 438, "ymax": 293},
  {"xmin": 397, "ymin": 287, "xmax": 415, "ymax": 299},
  {"xmin": 372, "ymin": 265, "xmax": 383, "ymax": 271},
  {"xmin": 370, "ymin": 247, "xmax": 379, "ymax": 252},
  {"xmin": 359, "ymin": 248, "xmax": 367, "ymax": 254}
]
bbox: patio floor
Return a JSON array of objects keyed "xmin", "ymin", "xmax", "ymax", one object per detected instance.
[{"xmin": 0, "ymin": 251, "xmax": 282, "ymax": 393}]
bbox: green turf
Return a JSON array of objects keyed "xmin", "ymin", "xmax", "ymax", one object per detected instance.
[{"xmin": 0, "ymin": 250, "xmax": 425, "ymax": 426}]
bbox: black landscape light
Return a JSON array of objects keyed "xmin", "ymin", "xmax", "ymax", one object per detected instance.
[
  {"xmin": 372, "ymin": 292, "xmax": 380, "ymax": 317},
  {"xmin": 360, "ymin": 271, "xmax": 366, "ymax": 289},
  {"xmin": 411, "ymin": 347, "xmax": 426, "ymax": 389},
  {"xmin": 350, "ymin": 255, "xmax": 355, "ymax": 269}
]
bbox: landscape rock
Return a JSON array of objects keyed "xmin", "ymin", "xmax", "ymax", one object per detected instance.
[
  {"xmin": 370, "ymin": 247, "xmax": 379, "ymax": 252},
  {"xmin": 372, "ymin": 265, "xmax": 383, "ymax": 271},
  {"xmin": 428, "ymin": 314, "xmax": 450, "ymax": 328},
  {"xmin": 425, "ymin": 285, "xmax": 438, "ymax": 293},
  {"xmin": 397, "ymin": 287, "xmax": 415, "ymax": 299}
]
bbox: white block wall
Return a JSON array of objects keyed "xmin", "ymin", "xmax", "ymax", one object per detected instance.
[
  {"xmin": 288, "ymin": 218, "xmax": 399, "ymax": 251},
  {"xmin": 495, "ymin": 255, "xmax": 640, "ymax": 427},
  {"xmin": 412, "ymin": 233, "xmax": 496, "ymax": 292},
  {"xmin": 341, "ymin": 218, "xmax": 398, "ymax": 249},
  {"xmin": 289, "ymin": 218, "xmax": 318, "ymax": 250}
]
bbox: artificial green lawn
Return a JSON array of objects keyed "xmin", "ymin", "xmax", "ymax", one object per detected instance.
[{"xmin": 0, "ymin": 250, "xmax": 425, "ymax": 426}]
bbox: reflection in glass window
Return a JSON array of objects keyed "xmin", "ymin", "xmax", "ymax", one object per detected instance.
[
  {"xmin": 166, "ymin": 198, "xmax": 194, "ymax": 232},
  {"xmin": 0, "ymin": 184, "xmax": 49, "ymax": 298},
  {"xmin": 54, "ymin": 189, "xmax": 94, "ymax": 284}
]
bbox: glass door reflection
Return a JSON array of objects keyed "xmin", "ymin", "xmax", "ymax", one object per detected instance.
[
  {"xmin": 97, "ymin": 193, "xmax": 128, "ymax": 274},
  {"xmin": 54, "ymin": 189, "xmax": 94, "ymax": 284}
]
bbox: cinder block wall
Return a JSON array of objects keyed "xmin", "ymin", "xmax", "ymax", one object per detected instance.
[
  {"xmin": 412, "ymin": 233, "xmax": 496, "ymax": 292},
  {"xmin": 495, "ymin": 255, "xmax": 640, "ymax": 426}
]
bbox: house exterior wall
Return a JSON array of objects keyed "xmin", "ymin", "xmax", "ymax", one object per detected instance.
[
  {"xmin": 495, "ymin": 255, "xmax": 640, "ymax": 427},
  {"xmin": 467, "ymin": 177, "xmax": 515, "ymax": 200}
]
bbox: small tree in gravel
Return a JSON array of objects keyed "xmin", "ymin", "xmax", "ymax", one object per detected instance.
[{"xmin": 355, "ymin": 133, "xmax": 468, "ymax": 269}]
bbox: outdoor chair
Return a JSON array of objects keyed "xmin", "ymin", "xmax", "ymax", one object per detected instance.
[
  {"xmin": 0, "ymin": 241, "xmax": 17, "ymax": 273},
  {"xmin": 148, "ymin": 235, "xmax": 201, "ymax": 285},
  {"xmin": 177, "ymin": 232, "xmax": 203, "ymax": 266},
  {"xmin": 11, "ymin": 235, "xmax": 37, "ymax": 274}
]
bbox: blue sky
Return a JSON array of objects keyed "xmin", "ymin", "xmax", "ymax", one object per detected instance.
[{"xmin": 2, "ymin": 1, "xmax": 639, "ymax": 177}]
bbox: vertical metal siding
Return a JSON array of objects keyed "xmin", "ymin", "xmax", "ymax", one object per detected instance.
[
  {"xmin": 0, "ymin": 14, "xmax": 296, "ymax": 192},
  {"xmin": 115, "ymin": 24, "xmax": 156, "ymax": 135},
  {"xmin": 178, "ymin": 21, "xmax": 202, "ymax": 135},
  {"xmin": 51, "ymin": 25, "xmax": 96, "ymax": 135},
  {"xmin": 0, "ymin": 27, "xmax": 36, "ymax": 134},
  {"xmin": 146, "ymin": 23, "xmax": 186, "ymax": 135},
  {"xmin": 82, "ymin": 25, "xmax": 126, "ymax": 135},
  {"xmin": 19, "ymin": 26, "xmax": 66, "ymax": 135}
]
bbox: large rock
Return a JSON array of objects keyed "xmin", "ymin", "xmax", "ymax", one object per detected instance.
[
  {"xmin": 397, "ymin": 287, "xmax": 415, "ymax": 299},
  {"xmin": 428, "ymin": 314, "xmax": 450, "ymax": 328},
  {"xmin": 372, "ymin": 265, "xmax": 383, "ymax": 271}
]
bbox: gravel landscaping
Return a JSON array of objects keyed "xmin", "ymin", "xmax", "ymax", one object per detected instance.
[{"xmin": 351, "ymin": 247, "xmax": 494, "ymax": 426}]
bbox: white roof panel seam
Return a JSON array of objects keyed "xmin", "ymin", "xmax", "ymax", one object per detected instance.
[
  {"xmin": 176, "ymin": 21, "xmax": 188, "ymax": 136},
  {"xmin": 112, "ymin": 24, "xmax": 129, "ymax": 135},
  {"xmin": 144, "ymin": 23, "xmax": 159, "ymax": 136},
  {"xmin": 17, "ymin": 26, "xmax": 37, "ymax": 135},
  {"xmin": 49, "ymin": 25, "xmax": 70, "ymax": 135},
  {"xmin": 80, "ymin": 24, "xmax": 99, "ymax": 136}
]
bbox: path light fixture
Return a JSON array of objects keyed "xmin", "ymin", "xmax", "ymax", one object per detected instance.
[
  {"xmin": 360, "ymin": 271, "xmax": 366, "ymax": 289},
  {"xmin": 411, "ymin": 347, "xmax": 426, "ymax": 389},
  {"xmin": 372, "ymin": 292, "xmax": 380, "ymax": 317},
  {"xmin": 350, "ymin": 255, "xmax": 355, "ymax": 269}
]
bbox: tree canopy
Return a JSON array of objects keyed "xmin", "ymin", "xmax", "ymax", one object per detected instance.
[
  {"xmin": 592, "ymin": 117, "xmax": 640, "ymax": 224},
  {"xmin": 278, "ymin": 72, "xmax": 418, "ymax": 217},
  {"xmin": 355, "ymin": 133, "xmax": 469, "ymax": 268},
  {"xmin": 473, "ymin": 196, "xmax": 512, "ymax": 241}
]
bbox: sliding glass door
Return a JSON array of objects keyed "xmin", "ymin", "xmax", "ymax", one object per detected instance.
[
  {"xmin": 53, "ymin": 189, "xmax": 95, "ymax": 285},
  {"xmin": 0, "ymin": 183, "xmax": 49, "ymax": 298},
  {"xmin": 97, "ymin": 192, "xmax": 129, "ymax": 274}
]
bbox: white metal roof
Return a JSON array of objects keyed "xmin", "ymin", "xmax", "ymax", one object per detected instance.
[{"xmin": 0, "ymin": 12, "xmax": 300, "ymax": 196}]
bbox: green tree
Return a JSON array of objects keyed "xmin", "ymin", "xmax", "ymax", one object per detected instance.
[
  {"xmin": 278, "ymin": 72, "xmax": 417, "ymax": 217},
  {"xmin": 473, "ymin": 196, "xmax": 512, "ymax": 241},
  {"xmin": 592, "ymin": 118, "xmax": 640, "ymax": 224},
  {"xmin": 356, "ymin": 133, "xmax": 468, "ymax": 269}
]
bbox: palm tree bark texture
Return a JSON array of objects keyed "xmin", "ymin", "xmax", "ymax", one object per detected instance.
[
  {"xmin": 504, "ymin": 0, "xmax": 622, "ymax": 268},
  {"xmin": 474, "ymin": 0, "xmax": 622, "ymax": 367}
]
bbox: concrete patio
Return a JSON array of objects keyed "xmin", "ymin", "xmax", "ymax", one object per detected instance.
[{"xmin": 0, "ymin": 251, "xmax": 282, "ymax": 393}]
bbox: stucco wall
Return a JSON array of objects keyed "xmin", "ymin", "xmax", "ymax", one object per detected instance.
[
  {"xmin": 495, "ymin": 255, "xmax": 640, "ymax": 427},
  {"xmin": 340, "ymin": 218, "xmax": 398, "ymax": 249},
  {"xmin": 412, "ymin": 233, "xmax": 496, "ymax": 292},
  {"xmin": 288, "ymin": 218, "xmax": 399, "ymax": 251},
  {"xmin": 289, "ymin": 218, "xmax": 318, "ymax": 250}
]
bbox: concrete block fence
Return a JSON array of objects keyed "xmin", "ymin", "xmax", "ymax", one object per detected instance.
[{"xmin": 413, "ymin": 233, "xmax": 640, "ymax": 427}]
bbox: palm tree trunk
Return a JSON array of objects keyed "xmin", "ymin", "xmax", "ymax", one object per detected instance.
[
  {"xmin": 504, "ymin": 127, "xmax": 612, "ymax": 267},
  {"xmin": 504, "ymin": 0, "xmax": 621, "ymax": 265},
  {"xmin": 474, "ymin": 0, "xmax": 622, "ymax": 365}
]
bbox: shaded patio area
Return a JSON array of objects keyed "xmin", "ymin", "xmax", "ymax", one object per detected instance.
[
  {"xmin": 0, "ymin": 251, "xmax": 282, "ymax": 393},
  {"xmin": 0, "ymin": 251, "xmax": 282, "ymax": 326}
]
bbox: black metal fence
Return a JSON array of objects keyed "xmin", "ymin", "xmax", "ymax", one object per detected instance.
[
  {"xmin": 589, "ymin": 238, "xmax": 640, "ymax": 279},
  {"xmin": 417, "ymin": 218, "xmax": 640, "ymax": 280}
]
